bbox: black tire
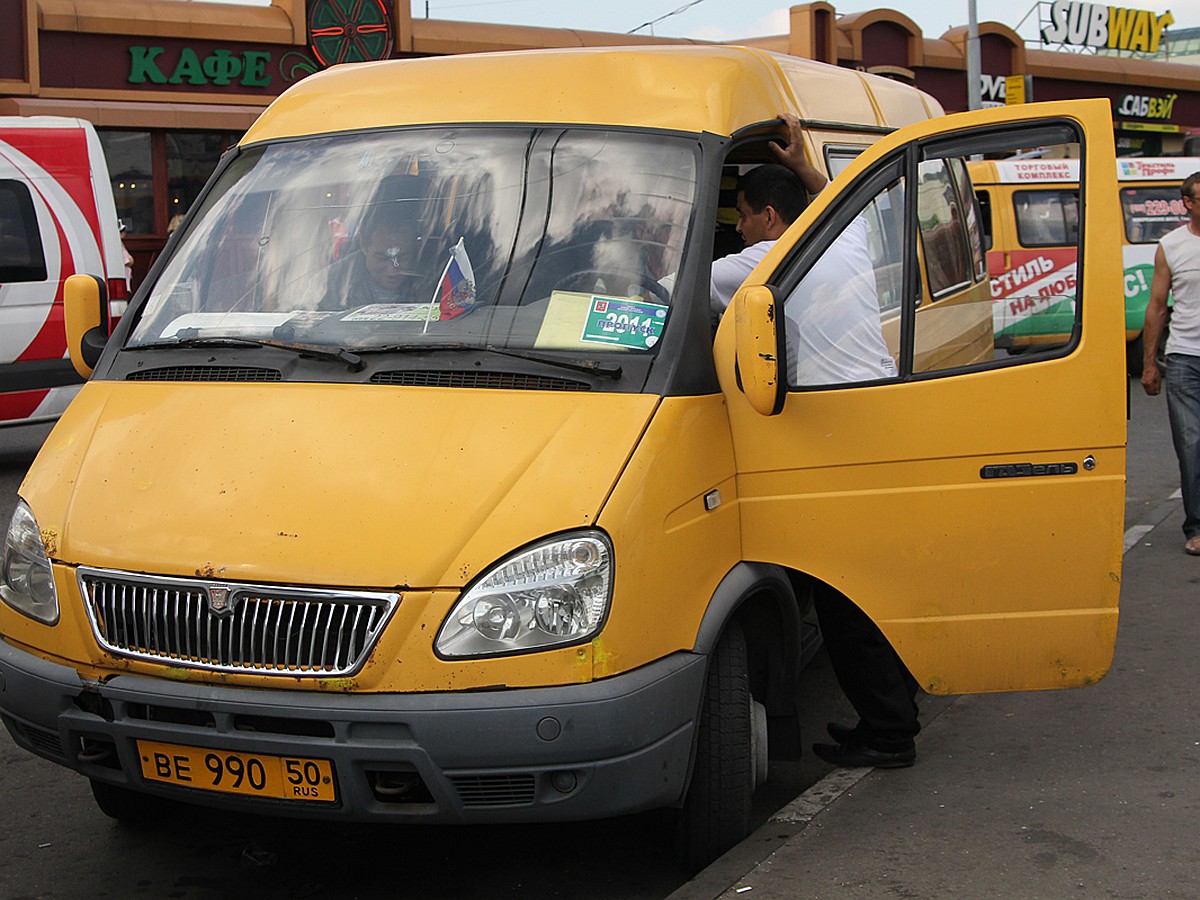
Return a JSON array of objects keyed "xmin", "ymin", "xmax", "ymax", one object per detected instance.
[
  {"xmin": 90, "ymin": 779, "xmax": 174, "ymax": 825},
  {"xmin": 674, "ymin": 620, "xmax": 754, "ymax": 872}
]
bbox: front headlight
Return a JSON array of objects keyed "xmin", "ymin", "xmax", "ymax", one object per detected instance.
[
  {"xmin": 1, "ymin": 501, "xmax": 59, "ymax": 625},
  {"xmin": 436, "ymin": 531, "xmax": 612, "ymax": 658}
]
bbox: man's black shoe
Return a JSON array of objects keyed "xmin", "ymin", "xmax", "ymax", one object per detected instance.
[
  {"xmin": 826, "ymin": 722, "xmax": 862, "ymax": 746},
  {"xmin": 812, "ymin": 742, "xmax": 915, "ymax": 769}
]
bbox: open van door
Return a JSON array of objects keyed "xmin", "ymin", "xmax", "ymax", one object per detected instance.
[{"xmin": 716, "ymin": 99, "xmax": 1124, "ymax": 694}]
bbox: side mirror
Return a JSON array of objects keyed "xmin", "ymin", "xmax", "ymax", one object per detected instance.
[
  {"xmin": 732, "ymin": 284, "xmax": 786, "ymax": 416},
  {"xmin": 64, "ymin": 274, "xmax": 109, "ymax": 379}
]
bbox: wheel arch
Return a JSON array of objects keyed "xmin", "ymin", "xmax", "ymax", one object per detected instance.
[{"xmin": 692, "ymin": 562, "xmax": 811, "ymax": 760}]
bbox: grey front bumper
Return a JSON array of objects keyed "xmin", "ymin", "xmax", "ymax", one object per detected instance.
[{"xmin": 0, "ymin": 639, "xmax": 706, "ymax": 823}]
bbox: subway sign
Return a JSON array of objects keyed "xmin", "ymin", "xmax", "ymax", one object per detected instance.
[
  {"xmin": 1116, "ymin": 92, "xmax": 1178, "ymax": 119},
  {"xmin": 1041, "ymin": 2, "xmax": 1175, "ymax": 52}
]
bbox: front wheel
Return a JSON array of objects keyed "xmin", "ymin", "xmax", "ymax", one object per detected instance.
[
  {"xmin": 90, "ymin": 779, "xmax": 174, "ymax": 825},
  {"xmin": 674, "ymin": 620, "xmax": 761, "ymax": 871}
]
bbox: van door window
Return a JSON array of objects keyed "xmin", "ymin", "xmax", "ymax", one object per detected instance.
[
  {"xmin": 1120, "ymin": 187, "xmax": 1188, "ymax": 243},
  {"xmin": 949, "ymin": 158, "xmax": 987, "ymax": 281},
  {"xmin": 773, "ymin": 126, "xmax": 1082, "ymax": 387},
  {"xmin": 1013, "ymin": 189, "xmax": 1079, "ymax": 247},
  {"xmin": 0, "ymin": 180, "xmax": 47, "ymax": 283},
  {"xmin": 918, "ymin": 159, "xmax": 973, "ymax": 297},
  {"xmin": 781, "ymin": 162, "xmax": 905, "ymax": 388}
]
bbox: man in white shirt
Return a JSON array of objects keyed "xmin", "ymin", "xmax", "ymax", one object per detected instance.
[
  {"xmin": 709, "ymin": 114, "xmax": 828, "ymax": 317},
  {"xmin": 711, "ymin": 114, "xmax": 896, "ymax": 387},
  {"xmin": 1142, "ymin": 171, "xmax": 1200, "ymax": 556}
]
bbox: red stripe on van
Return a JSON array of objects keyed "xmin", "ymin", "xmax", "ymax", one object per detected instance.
[
  {"xmin": 3, "ymin": 128, "xmax": 102, "ymax": 236},
  {"xmin": 0, "ymin": 390, "xmax": 51, "ymax": 423},
  {"xmin": 16, "ymin": 209, "xmax": 73, "ymax": 364}
]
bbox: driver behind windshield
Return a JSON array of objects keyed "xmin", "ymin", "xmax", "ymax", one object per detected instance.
[{"xmin": 320, "ymin": 200, "xmax": 426, "ymax": 310}]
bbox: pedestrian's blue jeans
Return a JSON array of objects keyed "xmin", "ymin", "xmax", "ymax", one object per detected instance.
[{"xmin": 1165, "ymin": 353, "xmax": 1200, "ymax": 540}]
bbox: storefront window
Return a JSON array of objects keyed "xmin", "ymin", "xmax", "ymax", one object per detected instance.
[
  {"xmin": 99, "ymin": 130, "xmax": 154, "ymax": 235},
  {"xmin": 98, "ymin": 129, "xmax": 236, "ymax": 238},
  {"xmin": 167, "ymin": 132, "xmax": 230, "ymax": 233}
]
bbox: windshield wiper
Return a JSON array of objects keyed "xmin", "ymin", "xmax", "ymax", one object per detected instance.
[
  {"xmin": 360, "ymin": 342, "xmax": 621, "ymax": 380},
  {"xmin": 128, "ymin": 337, "xmax": 364, "ymax": 372},
  {"xmin": 482, "ymin": 345, "xmax": 622, "ymax": 380}
]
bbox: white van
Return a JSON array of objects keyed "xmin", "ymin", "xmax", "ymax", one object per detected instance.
[{"xmin": 0, "ymin": 116, "xmax": 126, "ymax": 426}]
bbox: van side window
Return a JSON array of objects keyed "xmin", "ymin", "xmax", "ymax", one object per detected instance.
[
  {"xmin": 1013, "ymin": 190, "xmax": 1079, "ymax": 248},
  {"xmin": 0, "ymin": 181, "xmax": 48, "ymax": 284},
  {"xmin": 1120, "ymin": 187, "xmax": 1188, "ymax": 244},
  {"xmin": 975, "ymin": 188, "xmax": 993, "ymax": 252},
  {"xmin": 825, "ymin": 147, "xmax": 867, "ymax": 180}
]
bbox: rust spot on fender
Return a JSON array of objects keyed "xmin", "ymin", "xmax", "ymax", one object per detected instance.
[
  {"xmin": 40, "ymin": 528, "xmax": 59, "ymax": 558},
  {"xmin": 588, "ymin": 638, "xmax": 607, "ymax": 677},
  {"xmin": 318, "ymin": 677, "xmax": 358, "ymax": 692}
]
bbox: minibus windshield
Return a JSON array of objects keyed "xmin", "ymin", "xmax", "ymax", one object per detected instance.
[{"xmin": 128, "ymin": 127, "xmax": 697, "ymax": 355}]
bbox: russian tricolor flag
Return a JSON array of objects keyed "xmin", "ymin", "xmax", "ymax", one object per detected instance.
[{"xmin": 435, "ymin": 237, "xmax": 476, "ymax": 320}]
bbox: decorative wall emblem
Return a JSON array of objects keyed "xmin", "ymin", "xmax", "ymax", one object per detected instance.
[{"xmin": 308, "ymin": 0, "xmax": 395, "ymax": 67}]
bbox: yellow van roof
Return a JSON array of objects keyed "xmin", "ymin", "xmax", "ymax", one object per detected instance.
[{"xmin": 241, "ymin": 46, "xmax": 942, "ymax": 145}]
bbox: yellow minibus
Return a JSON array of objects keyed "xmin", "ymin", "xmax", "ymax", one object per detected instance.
[
  {"xmin": 0, "ymin": 47, "xmax": 1125, "ymax": 868},
  {"xmin": 970, "ymin": 155, "xmax": 1198, "ymax": 372}
]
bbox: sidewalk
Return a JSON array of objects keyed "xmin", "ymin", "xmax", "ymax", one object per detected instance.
[{"xmin": 673, "ymin": 503, "xmax": 1198, "ymax": 899}]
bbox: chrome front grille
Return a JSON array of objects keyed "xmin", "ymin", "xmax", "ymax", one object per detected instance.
[{"xmin": 78, "ymin": 568, "xmax": 399, "ymax": 677}]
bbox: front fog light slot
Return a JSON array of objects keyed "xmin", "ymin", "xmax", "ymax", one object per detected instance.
[{"xmin": 437, "ymin": 532, "xmax": 613, "ymax": 658}]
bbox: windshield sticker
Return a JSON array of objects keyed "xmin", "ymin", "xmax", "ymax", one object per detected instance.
[
  {"xmin": 279, "ymin": 310, "xmax": 341, "ymax": 329},
  {"xmin": 580, "ymin": 297, "xmax": 668, "ymax": 348},
  {"xmin": 160, "ymin": 311, "xmax": 294, "ymax": 340},
  {"xmin": 342, "ymin": 303, "xmax": 441, "ymax": 322}
]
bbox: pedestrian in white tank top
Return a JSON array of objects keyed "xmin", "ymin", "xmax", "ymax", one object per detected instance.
[{"xmin": 1142, "ymin": 171, "xmax": 1200, "ymax": 556}]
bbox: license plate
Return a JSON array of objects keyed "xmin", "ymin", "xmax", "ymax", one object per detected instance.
[{"xmin": 137, "ymin": 740, "xmax": 337, "ymax": 802}]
